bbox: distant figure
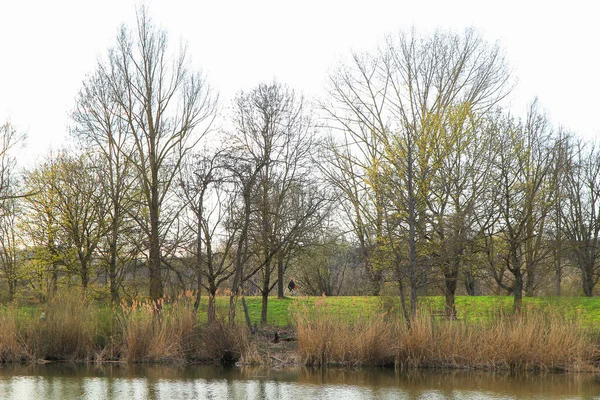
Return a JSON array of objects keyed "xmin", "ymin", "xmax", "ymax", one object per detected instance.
[
  {"xmin": 40, "ymin": 309, "xmax": 46, "ymax": 322},
  {"xmin": 287, "ymin": 277, "xmax": 299, "ymax": 295}
]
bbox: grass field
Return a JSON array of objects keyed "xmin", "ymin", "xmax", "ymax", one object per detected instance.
[{"xmin": 198, "ymin": 295, "xmax": 600, "ymax": 329}]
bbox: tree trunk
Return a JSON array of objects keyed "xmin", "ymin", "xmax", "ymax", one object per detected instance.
[
  {"xmin": 524, "ymin": 264, "xmax": 535, "ymax": 297},
  {"xmin": 464, "ymin": 270, "xmax": 477, "ymax": 296},
  {"xmin": 513, "ymin": 267, "xmax": 523, "ymax": 312},
  {"xmin": 261, "ymin": 276, "xmax": 270, "ymax": 325},
  {"xmin": 407, "ymin": 137, "xmax": 418, "ymax": 320},
  {"xmin": 444, "ymin": 267, "xmax": 458, "ymax": 319},
  {"xmin": 371, "ymin": 270, "xmax": 382, "ymax": 296},
  {"xmin": 193, "ymin": 227, "xmax": 203, "ymax": 316},
  {"xmin": 149, "ymin": 170, "xmax": 163, "ymax": 300},
  {"xmin": 8, "ymin": 278, "xmax": 16, "ymax": 302},
  {"xmin": 229, "ymin": 184, "xmax": 253, "ymax": 325},
  {"xmin": 241, "ymin": 294, "xmax": 253, "ymax": 331},
  {"xmin": 398, "ymin": 278, "xmax": 411, "ymax": 330},
  {"xmin": 208, "ymin": 294, "xmax": 216, "ymax": 323},
  {"xmin": 555, "ymin": 262, "xmax": 562, "ymax": 296},
  {"xmin": 109, "ymin": 239, "xmax": 119, "ymax": 303},
  {"xmin": 277, "ymin": 256, "xmax": 285, "ymax": 298},
  {"xmin": 80, "ymin": 254, "xmax": 89, "ymax": 290},
  {"xmin": 582, "ymin": 264, "xmax": 594, "ymax": 297}
]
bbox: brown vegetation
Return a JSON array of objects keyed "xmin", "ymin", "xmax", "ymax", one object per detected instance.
[
  {"xmin": 295, "ymin": 301, "xmax": 598, "ymax": 371},
  {"xmin": 0, "ymin": 294, "xmax": 598, "ymax": 372},
  {"xmin": 0, "ymin": 292, "xmax": 249, "ymax": 365}
]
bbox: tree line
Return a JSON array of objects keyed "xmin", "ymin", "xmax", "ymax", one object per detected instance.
[{"xmin": 1, "ymin": 10, "xmax": 599, "ymax": 325}]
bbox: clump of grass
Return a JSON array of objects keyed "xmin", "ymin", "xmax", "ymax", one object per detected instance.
[
  {"xmin": 200, "ymin": 318, "xmax": 251, "ymax": 364},
  {"xmin": 117, "ymin": 296, "xmax": 200, "ymax": 363},
  {"xmin": 0, "ymin": 305, "xmax": 27, "ymax": 362},
  {"xmin": 18, "ymin": 291, "xmax": 98, "ymax": 361},
  {"xmin": 294, "ymin": 298, "xmax": 395, "ymax": 366},
  {"xmin": 295, "ymin": 300, "xmax": 596, "ymax": 371}
]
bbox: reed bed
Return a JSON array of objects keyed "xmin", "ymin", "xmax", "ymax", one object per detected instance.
[
  {"xmin": 0, "ymin": 292, "xmax": 249, "ymax": 364},
  {"xmin": 295, "ymin": 301, "xmax": 598, "ymax": 371},
  {"xmin": 294, "ymin": 298, "xmax": 396, "ymax": 366}
]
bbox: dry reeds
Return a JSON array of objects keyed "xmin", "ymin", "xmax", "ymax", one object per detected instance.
[
  {"xmin": 0, "ymin": 305, "xmax": 26, "ymax": 362},
  {"xmin": 200, "ymin": 318, "xmax": 252, "ymax": 364},
  {"xmin": 117, "ymin": 296, "xmax": 200, "ymax": 363},
  {"xmin": 295, "ymin": 298, "xmax": 396, "ymax": 366},
  {"xmin": 295, "ymin": 301, "xmax": 597, "ymax": 371},
  {"xmin": 18, "ymin": 291, "xmax": 97, "ymax": 361}
]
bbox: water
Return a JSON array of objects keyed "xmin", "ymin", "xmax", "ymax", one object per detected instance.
[{"xmin": 0, "ymin": 364, "xmax": 598, "ymax": 399}]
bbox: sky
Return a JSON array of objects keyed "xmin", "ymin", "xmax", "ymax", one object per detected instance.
[{"xmin": 0, "ymin": 0, "xmax": 598, "ymax": 165}]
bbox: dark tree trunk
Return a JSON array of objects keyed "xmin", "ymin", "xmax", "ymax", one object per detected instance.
[
  {"xmin": 261, "ymin": 267, "xmax": 271, "ymax": 324},
  {"xmin": 8, "ymin": 278, "xmax": 16, "ymax": 302},
  {"xmin": 513, "ymin": 267, "xmax": 523, "ymax": 312},
  {"xmin": 109, "ymin": 239, "xmax": 119, "ymax": 303},
  {"xmin": 261, "ymin": 291, "xmax": 269, "ymax": 325},
  {"xmin": 525, "ymin": 264, "xmax": 535, "ymax": 297},
  {"xmin": 193, "ymin": 227, "xmax": 203, "ymax": 316},
  {"xmin": 444, "ymin": 267, "xmax": 458, "ymax": 319},
  {"xmin": 80, "ymin": 252, "xmax": 89, "ymax": 290},
  {"xmin": 464, "ymin": 270, "xmax": 477, "ymax": 296},
  {"xmin": 149, "ymin": 195, "xmax": 163, "ymax": 301},
  {"xmin": 582, "ymin": 265, "xmax": 594, "ymax": 297}
]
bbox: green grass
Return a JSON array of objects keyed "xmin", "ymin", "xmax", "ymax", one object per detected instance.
[
  {"xmin": 7, "ymin": 294, "xmax": 600, "ymax": 330},
  {"xmin": 195, "ymin": 295, "xmax": 600, "ymax": 330}
]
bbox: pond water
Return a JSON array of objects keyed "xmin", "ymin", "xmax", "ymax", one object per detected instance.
[{"xmin": 0, "ymin": 363, "xmax": 598, "ymax": 399}]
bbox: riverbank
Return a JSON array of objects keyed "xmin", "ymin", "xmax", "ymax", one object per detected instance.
[{"xmin": 1, "ymin": 293, "xmax": 599, "ymax": 372}]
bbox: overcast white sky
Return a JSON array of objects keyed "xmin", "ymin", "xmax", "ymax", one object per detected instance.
[{"xmin": 0, "ymin": 0, "xmax": 598, "ymax": 165}]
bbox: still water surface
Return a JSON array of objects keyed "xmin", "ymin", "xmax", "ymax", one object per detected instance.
[{"xmin": 0, "ymin": 364, "xmax": 598, "ymax": 399}]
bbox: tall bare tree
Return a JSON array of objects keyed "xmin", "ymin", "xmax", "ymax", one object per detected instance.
[
  {"xmin": 323, "ymin": 28, "xmax": 512, "ymax": 322},
  {"xmin": 72, "ymin": 67, "xmax": 141, "ymax": 303},
  {"xmin": 488, "ymin": 102, "xmax": 556, "ymax": 310},
  {"xmin": 179, "ymin": 150, "xmax": 237, "ymax": 321},
  {"xmin": 228, "ymin": 82, "xmax": 324, "ymax": 325},
  {"xmin": 0, "ymin": 122, "xmax": 25, "ymax": 300},
  {"xmin": 562, "ymin": 140, "xmax": 600, "ymax": 296},
  {"xmin": 88, "ymin": 7, "xmax": 216, "ymax": 300}
]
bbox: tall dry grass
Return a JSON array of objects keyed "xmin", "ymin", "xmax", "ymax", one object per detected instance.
[
  {"xmin": 295, "ymin": 301, "xmax": 598, "ymax": 371},
  {"xmin": 115, "ymin": 294, "xmax": 250, "ymax": 364},
  {"xmin": 397, "ymin": 307, "xmax": 595, "ymax": 371},
  {"xmin": 295, "ymin": 298, "xmax": 396, "ymax": 366},
  {"xmin": 0, "ymin": 291, "xmax": 247, "ymax": 364},
  {"xmin": 117, "ymin": 296, "xmax": 200, "ymax": 363},
  {"xmin": 200, "ymin": 318, "xmax": 252, "ymax": 364},
  {"xmin": 18, "ymin": 291, "xmax": 97, "ymax": 361},
  {"xmin": 0, "ymin": 305, "xmax": 27, "ymax": 362}
]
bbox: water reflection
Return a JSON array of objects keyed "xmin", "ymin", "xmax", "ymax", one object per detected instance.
[{"xmin": 0, "ymin": 363, "xmax": 598, "ymax": 399}]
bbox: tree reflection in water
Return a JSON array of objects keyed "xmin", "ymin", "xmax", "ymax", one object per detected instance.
[{"xmin": 0, "ymin": 364, "xmax": 598, "ymax": 399}]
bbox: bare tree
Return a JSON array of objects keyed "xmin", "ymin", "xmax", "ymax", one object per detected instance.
[
  {"xmin": 489, "ymin": 102, "xmax": 556, "ymax": 310},
  {"xmin": 179, "ymin": 150, "xmax": 237, "ymax": 321},
  {"xmin": 562, "ymin": 140, "xmax": 600, "ymax": 296},
  {"xmin": 72, "ymin": 67, "xmax": 141, "ymax": 303},
  {"xmin": 90, "ymin": 7, "xmax": 217, "ymax": 300},
  {"xmin": 0, "ymin": 122, "xmax": 25, "ymax": 300},
  {"xmin": 227, "ymin": 82, "xmax": 324, "ymax": 325},
  {"xmin": 323, "ymin": 28, "xmax": 512, "ymax": 323}
]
